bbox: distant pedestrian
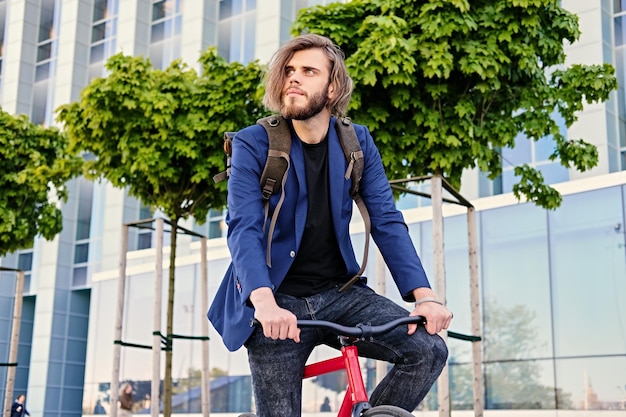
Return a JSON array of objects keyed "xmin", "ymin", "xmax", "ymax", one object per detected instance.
[
  {"xmin": 320, "ymin": 396, "xmax": 331, "ymax": 412},
  {"xmin": 11, "ymin": 394, "xmax": 30, "ymax": 417},
  {"xmin": 118, "ymin": 382, "xmax": 134, "ymax": 417},
  {"xmin": 93, "ymin": 399, "xmax": 106, "ymax": 414}
]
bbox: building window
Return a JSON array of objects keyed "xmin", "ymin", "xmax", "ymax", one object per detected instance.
[
  {"xmin": 190, "ymin": 209, "xmax": 226, "ymax": 241},
  {"xmin": 31, "ymin": 0, "xmax": 59, "ymax": 126},
  {"xmin": 73, "ymin": 179, "xmax": 94, "ymax": 288},
  {"xmin": 89, "ymin": 0, "xmax": 118, "ymax": 81},
  {"xmin": 17, "ymin": 250, "xmax": 33, "ymax": 294},
  {"xmin": 149, "ymin": 0, "xmax": 182, "ymax": 69},
  {"xmin": 218, "ymin": 0, "xmax": 256, "ymax": 63},
  {"xmin": 0, "ymin": 0, "xmax": 7, "ymax": 91},
  {"xmin": 491, "ymin": 109, "xmax": 569, "ymax": 196},
  {"xmin": 137, "ymin": 204, "xmax": 153, "ymax": 250},
  {"xmin": 207, "ymin": 209, "xmax": 227, "ymax": 238},
  {"xmin": 614, "ymin": 6, "xmax": 626, "ymax": 170}
]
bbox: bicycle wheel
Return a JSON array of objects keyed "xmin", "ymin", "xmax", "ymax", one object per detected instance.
[{"xmin": 362, "ymin": 405, "xmax": 415, "ymax": 416}]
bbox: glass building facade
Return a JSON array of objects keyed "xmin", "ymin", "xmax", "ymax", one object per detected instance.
[
  {"xmin": 73, "ymin": 175, "xmax": 626, "ymax": 415},
  {"xmin": 0, "ymin": 0, "xmax": 625, "ymax": 416}
]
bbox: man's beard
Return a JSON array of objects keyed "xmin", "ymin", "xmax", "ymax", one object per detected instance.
[{"xmin": 281, "ymin": 86, "xmax": 329, "ymax": 120}]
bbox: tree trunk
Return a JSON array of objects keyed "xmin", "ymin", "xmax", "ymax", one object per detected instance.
[
  {"xmin": 200, "ymin": 236, "xmax": 211, "ymax": 416},
  {"xmin": 152, "ymin": 219, "xmax": 165, "ymax": 417},
  {"xmin": 3, "ymin": 269, "xmax": 24, "ymax": 417},
  {"xmin": 431, "ymin": 173, "xmax": 451, "ymax": 417},
  {"xmin": 110, "ymin": 225, "xmax": 129, "ymax": 417},
  {"xmin": 467, "ymin": 207, "xmax": 484, "ymax": 417},
  {"xmin": 375, "ymin": 248, "xmax": 387, "ymax": 385},
  {"xmin": 163, "ymin": 218, "xmax": 179, "ymax": 417}
]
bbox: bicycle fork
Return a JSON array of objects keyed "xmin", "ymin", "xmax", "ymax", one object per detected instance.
[{"xmin": 303, "ymin": 344, "xmax": 370, "ymax": 417}]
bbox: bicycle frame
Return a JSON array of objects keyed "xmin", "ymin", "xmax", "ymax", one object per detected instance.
[{"xmin": 303, "ymin": 342, "xmax": 369, "ymax": 417}]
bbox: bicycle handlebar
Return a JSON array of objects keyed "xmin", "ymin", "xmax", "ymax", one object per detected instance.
[{"xmin": 251, "ymin": 315, "xmax": 425, "ymax": 339}]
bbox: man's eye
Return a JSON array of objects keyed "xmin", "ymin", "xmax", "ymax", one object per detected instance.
[{"xmin": 286, "ymin": 69, "xmax": 294, "ymax": 76}]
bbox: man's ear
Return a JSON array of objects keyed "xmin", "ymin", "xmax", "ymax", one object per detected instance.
[{"xmin": 328, "ymin": 83, "xmax": 335, "ymax": 98}]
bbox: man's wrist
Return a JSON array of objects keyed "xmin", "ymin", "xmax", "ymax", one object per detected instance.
[
  {"xmin": 249, "ymin": 286, "xmax": 276, "ymax": 308},
  {"xmin": 414, "ymin": 296, "xmax": 443, "ymax": 307}
]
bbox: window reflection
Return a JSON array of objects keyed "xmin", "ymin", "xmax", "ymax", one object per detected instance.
[
  {"xmin": 91, "ymin": 22, "xmax": 107, "ymax": 42},
  {"xmin": 89, "ymin": 0, "xmax": 118, "ymax": 80},
  {"xmin": 149, "ymin": 0, "xmax": 181, "ymax": 69},
  {"xmin": 485, "ymin": 360, "xmax": 556, "ymax": 409},
  {"xmin": 617, "ymin": 15, "xmax": 626, "ymax": 47},
  {"xmin": 93, "ymin": 0, "xmax": 108, "ymax": 20},
  {"xmin": 449, "ymin": 363, "xmax": 475, "ymax": 410},
  {"xmin": 17, "ymin": 251, "xmax": 33, "ymax": 294},
  {"xmin": 502, "ymin": 133, "xmax": 532, "ymax": 167},
  {"xmin": 37, "ymin": 43, "xmax": 52, "ymax": 61},
  {"xmin": 38, "ymin": 0, "xmax": 56, "ymax": 42},
  {"xmin": 481, "ymin": 203, "xmax": 553, "ymax": 360},
  {"xmin": 31, "ymin": 80, "xmax": 49, "ymax": 125},
  {"xmin": 420, "ymin": 215, "xmax": 472, "ymax": 337},
  {"xmin": 217, "ymin": 0, "xmax": 256, "ymax": 63},
  {"xmin": 549, "ymin": 187, "xmax": 626, "ymax": 357},
  {"xmin": 555, "ymin": 357, "xmax": 626, "ymax": 409}
]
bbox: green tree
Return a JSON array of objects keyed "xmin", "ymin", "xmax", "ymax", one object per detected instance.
[
  {"xmin": 57, "ymin": 48, "xmax": 265, "ymax": 417},
  {"xmin": 292, "ymin": 0, "xmax": 617, "ymax": 209},
  {"xmin": 0, "ymin": 109, "xmax": 82, "ymax": 257}
]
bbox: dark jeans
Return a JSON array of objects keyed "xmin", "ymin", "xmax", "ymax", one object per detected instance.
[{"xmin": 245, "ymin": 285, "xmax": 448, "ymax": 417}]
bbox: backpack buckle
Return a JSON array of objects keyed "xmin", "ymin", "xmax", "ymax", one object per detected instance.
[{"xmin": 261, "ymin": 178, "xmax": 277, "ymax": 200}]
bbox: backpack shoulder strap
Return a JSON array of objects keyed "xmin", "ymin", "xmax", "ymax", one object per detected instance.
[
  {"xmin": 256, "ymin": 115, "xmax": 292, "ymax": 267},
  {"xmin": 335, "ymin": 117, "xmax": 364, "ymax": 196},
  {"xmin": 212, "ymin": 115, "xmax": 292, "ymax": 188},
  {"xmin": 257, "ymin": 115, "xmax": 291, "ymax": 200}
]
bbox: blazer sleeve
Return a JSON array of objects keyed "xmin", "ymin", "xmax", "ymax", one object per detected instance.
[{"xmin": 225, "ymin": 125, "xmax": 275, "ymax": 304}]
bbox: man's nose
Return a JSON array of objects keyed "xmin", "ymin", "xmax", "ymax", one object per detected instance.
[{"xmin": 288, "ymin": 70, "xmax": 301, "ymax": 84}]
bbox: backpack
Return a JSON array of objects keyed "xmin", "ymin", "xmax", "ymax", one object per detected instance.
[{"xmin": 213, "ymin": 115, "xmax": 370, "ymax": 291}]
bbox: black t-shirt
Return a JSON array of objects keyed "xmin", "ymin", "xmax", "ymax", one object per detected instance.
[{"xmin": 277, "ymin": 137, "xmax": 347, "ymax": 296}]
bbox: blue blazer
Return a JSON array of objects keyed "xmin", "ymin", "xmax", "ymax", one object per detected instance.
[{"xmin": 208, "ymin": 117, "xmax": 430, "ymax": 351}]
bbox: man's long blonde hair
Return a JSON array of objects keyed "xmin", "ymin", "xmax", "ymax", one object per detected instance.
[{"xmin": 262, "ymin": 34, "xmax": 353, "ymax": 117}]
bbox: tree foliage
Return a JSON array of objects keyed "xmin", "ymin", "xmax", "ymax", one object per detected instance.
[
  {"xmin": 292, "ymin": 0, "xmax": 618, "ymax": 209},
  {"xmin": 57, "ymin": 48, "xmax": 265, "ymax": 222},
  {"xmin": 0, "ymin": 109, "xmax": 82, "ymax": 257}
]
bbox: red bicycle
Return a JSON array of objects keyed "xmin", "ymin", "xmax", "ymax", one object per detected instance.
[{"xmin": 240, "ymin": 316, "xmax": 425, "ymax": 417}]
